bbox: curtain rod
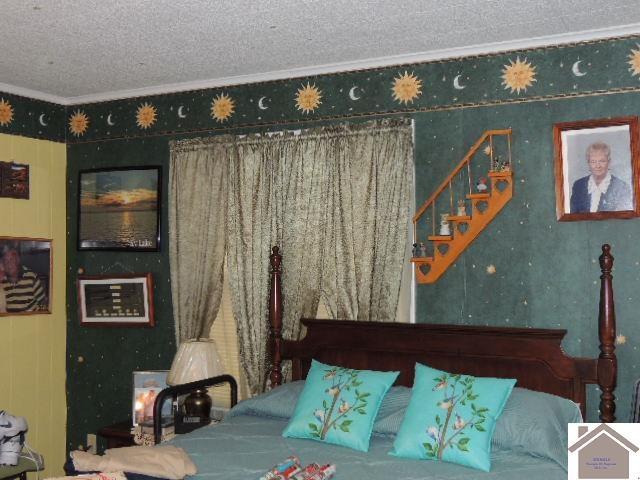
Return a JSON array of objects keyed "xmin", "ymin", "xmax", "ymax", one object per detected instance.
[{"xmin": 169, "ymin": 118, "xmax": 413, "ymax": 152}]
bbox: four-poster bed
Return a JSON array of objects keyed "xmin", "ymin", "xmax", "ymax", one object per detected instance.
[
  {"xmin": 267, "ymin": 244, "xmax": 617, "ymax": 422},
  {"xmin": 152, "ymin": 243, "xmax": 617, "ymax": 479}
]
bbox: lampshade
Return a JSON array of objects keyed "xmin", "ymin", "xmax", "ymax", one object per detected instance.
[{"xmin": 167, "ymin": 339, "xmax": 225, "ymax": 386}]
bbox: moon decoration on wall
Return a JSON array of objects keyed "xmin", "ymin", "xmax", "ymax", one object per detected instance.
[
  {"xmin": 572, "ymin": 61, "xmax": 587, "ymax": 77},
  {"xmin": 106, "ymin": 114, "xmax": 115, "ymax": 126},
  {"xmin": 453, "ymin": 75, "xmax": 466, "ymax": 90},
  {"xmin": 177, "ymin": 106, "xmax": 187, "ymax": 118},
  {"xmin": 349, "ymin": 86, "xmax": 362, "ymax": 100},
  {"xmin": 258, "ymin": 96, "xmax": 269, "ymax": 110},
  {"xmin": 38, "ymin": 114, "xmax": 48, "ymax": 126}
]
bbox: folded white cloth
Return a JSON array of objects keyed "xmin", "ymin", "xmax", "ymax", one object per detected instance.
[{"xmin": 71, "ymin": 445, "xmax": 197, "ymax": 480}]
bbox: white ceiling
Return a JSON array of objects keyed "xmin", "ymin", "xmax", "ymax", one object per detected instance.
[{"xmin": 2, "ymin": 0, "xmax": 640, "ymax": 105}]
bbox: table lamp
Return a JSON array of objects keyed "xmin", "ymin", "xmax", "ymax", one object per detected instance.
[{"xmin": 167, "ymin": 338, "xmax": 224, "ymax": 426}]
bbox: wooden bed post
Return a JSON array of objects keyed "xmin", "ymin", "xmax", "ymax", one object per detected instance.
[
  {"xmin": 598, "ymin": 244, "xmax": 617, "ymax": 423},
  {"xmin": 269, "ymin": 246, "xmax": 284, "ymax": 387}
]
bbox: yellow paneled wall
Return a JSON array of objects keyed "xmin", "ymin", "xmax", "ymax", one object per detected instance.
[{"xmin": 0, "ymin": 134, "xmax": 66, "ymax": 477}]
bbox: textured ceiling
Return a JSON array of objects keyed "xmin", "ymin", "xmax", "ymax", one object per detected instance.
[{"xmin": 2, "ymin": 0, "xmax": 640, "ymax": 103}]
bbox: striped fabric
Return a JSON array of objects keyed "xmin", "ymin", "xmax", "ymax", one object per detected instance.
[{"xmin": 1, "ymin": 266, "xmax": 46, "ymax": 313}]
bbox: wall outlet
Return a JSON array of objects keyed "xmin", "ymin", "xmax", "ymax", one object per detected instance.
[{"xmin": 86, "ymin": 433, "xmax": 97, "ymax": 454}]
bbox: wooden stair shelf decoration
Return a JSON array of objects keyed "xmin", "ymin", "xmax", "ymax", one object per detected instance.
[{"xmin": 412, "ymin": 129, "xmax": 513, "ymax": 284}]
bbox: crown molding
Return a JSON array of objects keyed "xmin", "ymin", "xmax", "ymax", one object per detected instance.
[
  {"xmin": 3, "ymin": 23, "xmax": 640, "ymax": 107},
  {"xmin": 0, "ymin": 81, "xmax": 68, "ymax": 105}
]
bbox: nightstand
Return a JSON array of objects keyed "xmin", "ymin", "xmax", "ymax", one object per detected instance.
[{"xmin": 98, "ymin": 421, "xmax": 135, "ymax": 450}]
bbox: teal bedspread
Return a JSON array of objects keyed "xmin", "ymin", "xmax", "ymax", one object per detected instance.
[{"xmin": 171, "ymin": 415, "xmax": 566, "ymax": 479}]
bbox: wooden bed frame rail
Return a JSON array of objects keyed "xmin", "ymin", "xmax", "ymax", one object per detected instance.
[{"xmin": 268, "ymin": 244, "xmax": 617, "ymax": 422}]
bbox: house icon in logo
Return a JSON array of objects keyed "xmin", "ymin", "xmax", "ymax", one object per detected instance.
[{"xmin": 569, "ymin": 424, "xmax": 639, "ymax": 479}]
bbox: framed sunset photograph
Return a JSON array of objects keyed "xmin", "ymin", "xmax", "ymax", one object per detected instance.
[{"xmin": 78, "ymin": 166, "xmax": 161, "ymax": 250}]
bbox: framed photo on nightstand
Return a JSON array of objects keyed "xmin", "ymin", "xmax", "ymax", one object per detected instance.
[{"xmin": 132, "ymin": 370, "xmax": 173, "ymax": 427}]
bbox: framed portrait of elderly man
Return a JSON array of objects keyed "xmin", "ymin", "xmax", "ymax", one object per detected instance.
[
  {"xmin": 554, "ymin": 116, "xmax": 640, "ymax": 221},
  {"xmin": 0, "ymin": 237, "xmax": 52, "ymax": 316}
]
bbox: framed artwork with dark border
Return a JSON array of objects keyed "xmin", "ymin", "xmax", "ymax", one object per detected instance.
[
  {"xmin": 77, "ymin": 273, "xmax": 155, "ymax": 327},
  {"xmin": 78, "ymin": 166, "xmax": 161, "ymax": 251},
  {"xmin": 0, "ymin": 237, "xmax": 52, "ymax": 316},
  {"xmin": 554, "ymin": 116, "xmax": 640, "ymax": 221},
  {"xmin": 0, "ymin": 161, "xmax": 29, "ymax": 199}
]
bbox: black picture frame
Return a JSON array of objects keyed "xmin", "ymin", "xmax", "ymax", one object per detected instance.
[{"xmin": 77, "ymin": 166, "xmax": 161, "ymax": 251}]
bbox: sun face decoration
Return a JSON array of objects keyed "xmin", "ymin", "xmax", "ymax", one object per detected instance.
[
  {"xmin": 391, "ymin": 71, "xmax": 423, "ymax": 105},
  {"xmin": 501, "ymin": 57, "xmax": 537, "ymax": 94},
  {"xmin": 295, "ymin": 83, "xmax": 322, "ymax": 114},
  {"xmin": 628, "ymin": 44, "xmax": 640, "ymax": 77},
  {"xmin": 136, "ymin": 102, "xmax": 157, "ymax": 129},
  {"xmin": 0, "ymin": 99, "xmax": 14, "ymax": 127},
  {"xmin": 69, "ymin": 110, "xmax": 89, "ymax": 137},
  {"xmin": 211, "ymin": 93, "xmax": 235, "ymax": 122}
]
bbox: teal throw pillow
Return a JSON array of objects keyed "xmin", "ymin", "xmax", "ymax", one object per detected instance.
[
  {"xmin": 282, "ymin": 359, "xmax": 399, "ymax": 452},
  {"xmin": 391, "ymin": 363, "xmax": 515, "ymax": 472}
]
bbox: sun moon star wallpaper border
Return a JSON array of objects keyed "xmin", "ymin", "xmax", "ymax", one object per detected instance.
[{"xmin": 1, "ymin": 34, "xmax": 640, "ymax": 452}]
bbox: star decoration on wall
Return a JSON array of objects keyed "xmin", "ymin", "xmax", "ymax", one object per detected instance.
[
  {"xmin": 486, "ymin": 264, "xmax": 496, "ymax": 275},
  {"xmin": 69, "ymin": 110, "xmax": 89, "ymax": 136},
  {"xmin": 136, "ymin": 102, "xmax": 157, "ymax": 129},
  {"xmin": 628, "ymin": 44, "xmax": 640, "ymax": 77},
  {"xmin": 483, "ymin": 145, "xmax": 492, "ymax": 156},
  {"xmin": 211, "ymin": 93, "xmax": 235, "ymax": 122},
  {"xmin": 0, "ymin": 98, "xmax": 14, "ymax": 126},
  {"xmin": 391, "ymin": 71, "xmax": 423, "ymax": 104},
  {"xmin": 295, "ymin": 83, "xmax": 322, "ymax": 114},
  {"xmin": 615, "ymin": 334, "xmax": 627, "ymax": 345},
  {"xmin": 501, "ymin": 57, "xmax": 537, "ymax": 94}
]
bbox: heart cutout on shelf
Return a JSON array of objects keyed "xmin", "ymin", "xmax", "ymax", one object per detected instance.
[
  {"xmin": 495, "ymin": 179, "xmax": 509, "ymax": 192},
  {"xmin": 437, "ymin": 243, "xmax": 450, "ymax": 256},
  {"xmin": 475, "ymin": 200, "xmax": 489, "ymax": 214},
  {"xmin": 418, "ymin": 263, "xmax": 431, "ymax": 276}
]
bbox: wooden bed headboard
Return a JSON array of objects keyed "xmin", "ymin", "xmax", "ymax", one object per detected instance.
[{"xmin": 268, "ymin": 245, "xmax": 618, "ymax": 422}]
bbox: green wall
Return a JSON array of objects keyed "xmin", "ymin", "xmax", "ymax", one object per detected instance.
[{"xmin": 63, "ymin": 35, "xmax": 640, "ymax": 450}]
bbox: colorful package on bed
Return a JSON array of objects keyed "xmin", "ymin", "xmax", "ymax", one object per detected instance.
[{"xmin": 259, "ymin": 457, "xmax": 336, "ymax": 480}]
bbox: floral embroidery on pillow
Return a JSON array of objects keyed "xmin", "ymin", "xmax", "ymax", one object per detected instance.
[
  {"xmin": 424, "ymin": 372, "xmax": 489, "ymax": 459},
  {"xmin": 309, "ymin": 366, "xmax": 370, "ymax": 439}
]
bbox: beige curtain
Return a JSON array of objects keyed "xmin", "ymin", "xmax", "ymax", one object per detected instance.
[
  {"xmin": 225, "ymin": 133, "xmax": 331, "ymax": 394},
  {"xmin": 169, "ymin": 119, "xmax": 413, "ymax": 394},
  {"xmin": 225, "ymin": 138, "xmax": 279, "ymax": 395},
  {"xmin": 321, "ymin": 121, "xmax": 414, "ymax": 321},
  {"xmin": 168, "ymin": 139, "xmax": 228, "ymax": 342}
]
